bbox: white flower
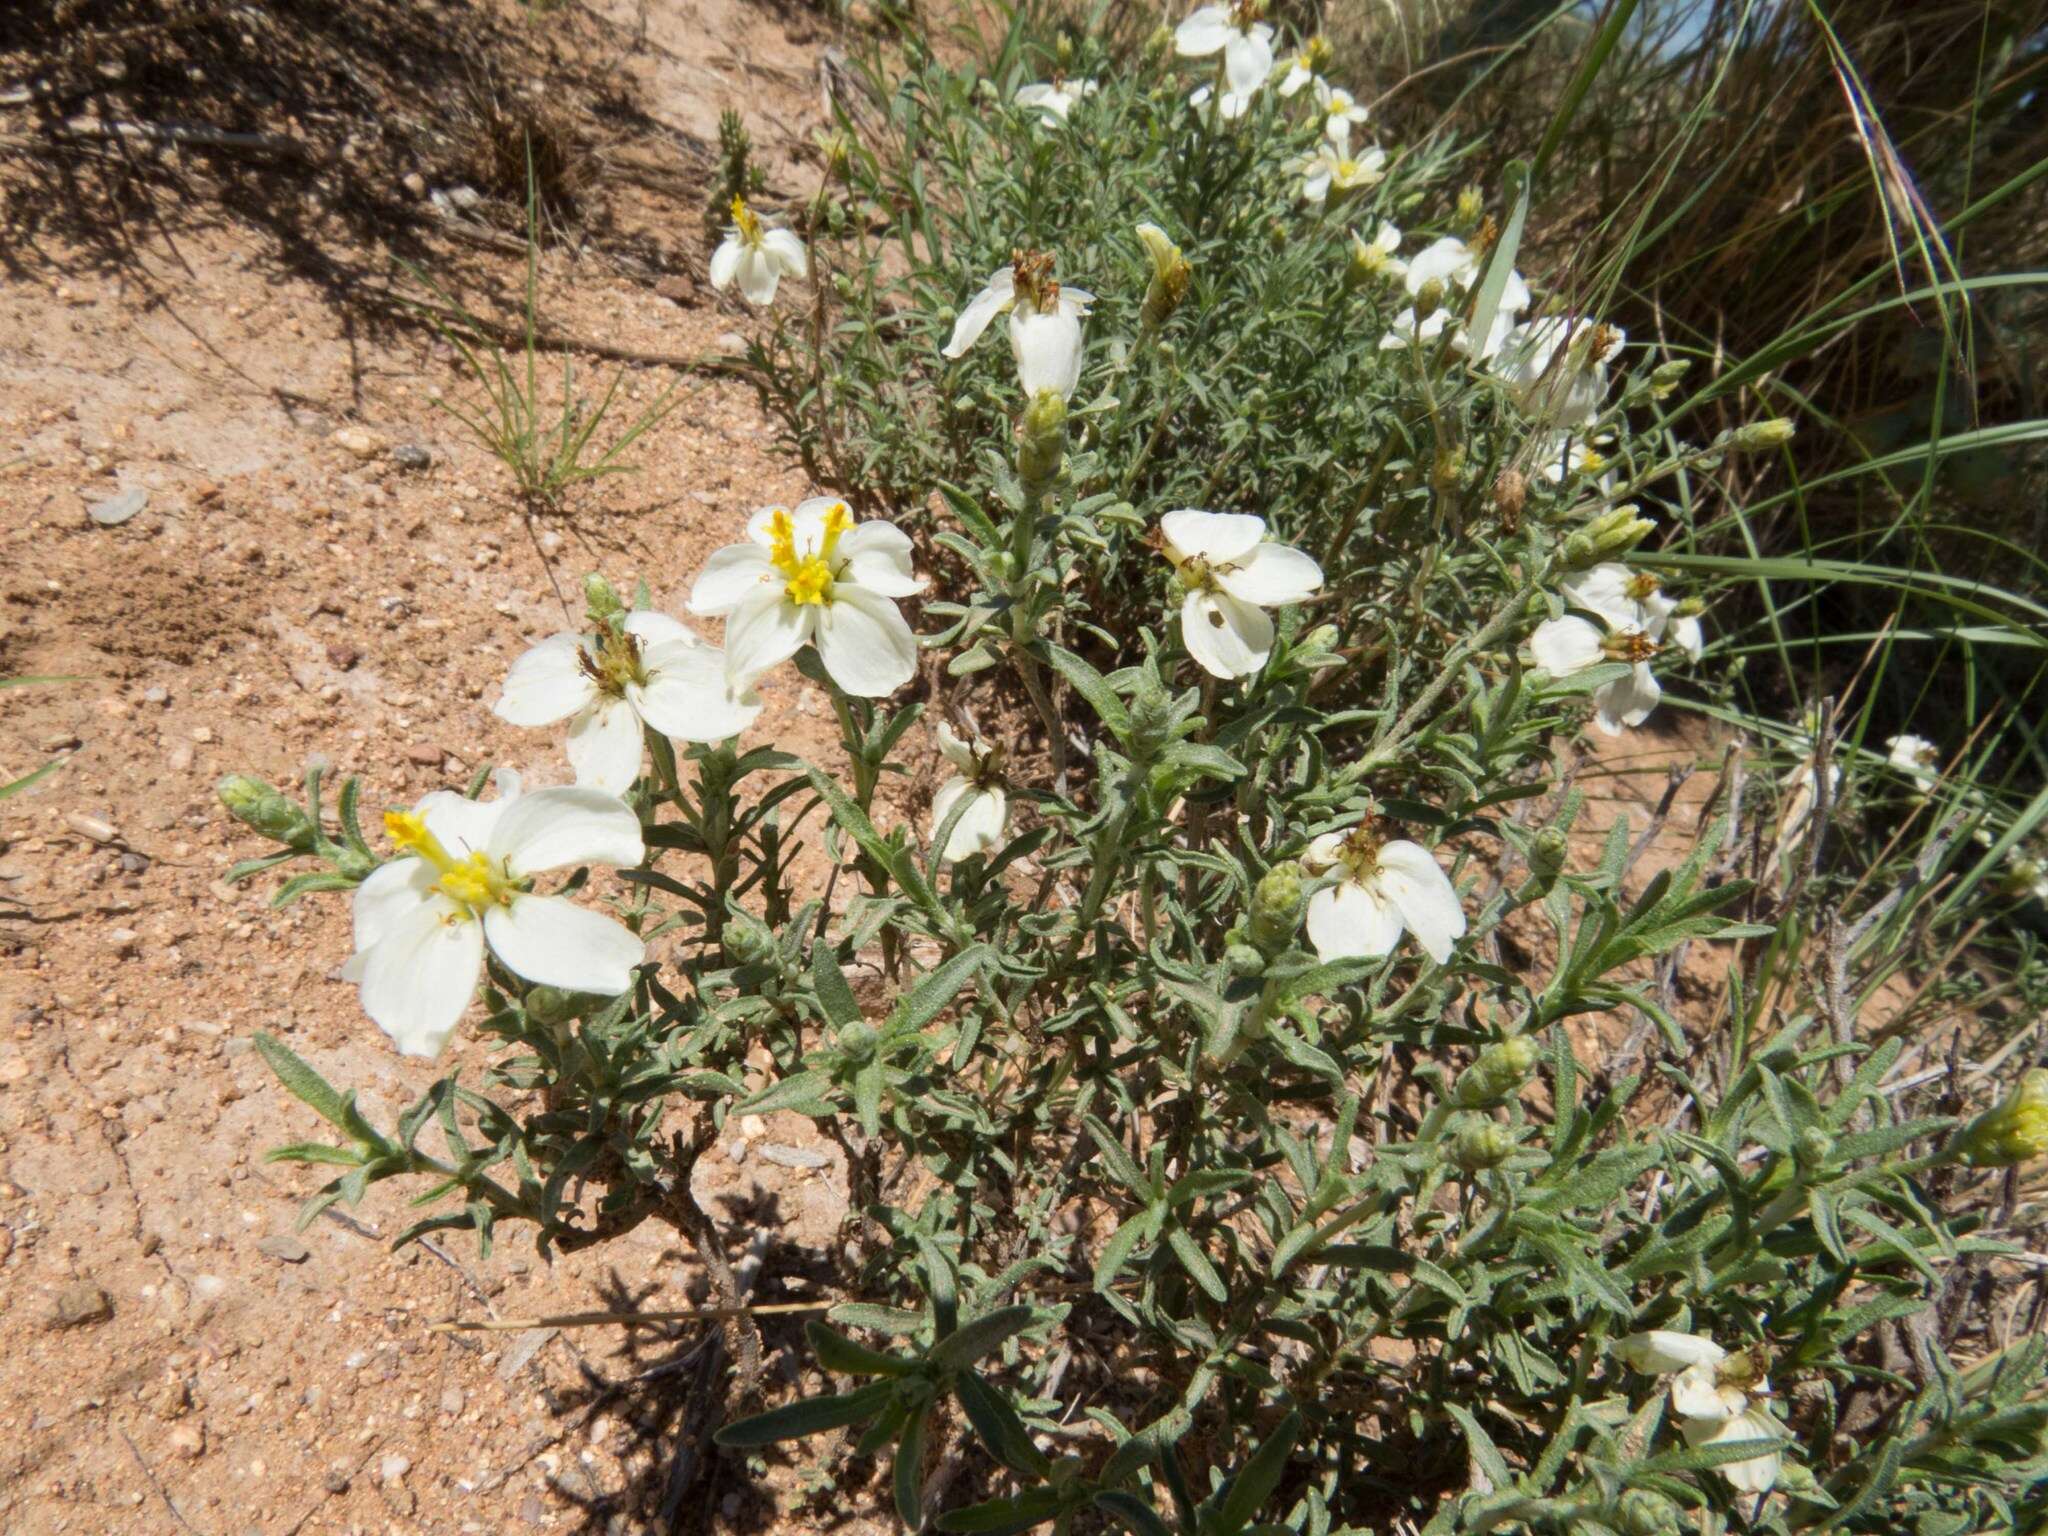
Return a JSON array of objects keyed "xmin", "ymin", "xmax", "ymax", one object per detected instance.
[
  {"xmin": 1887, "ymin": 733, "xmax": 1939, "ymax": 777},
  {"xmin": 1492, "ymin": 316, "xmax": 1626, "ymax": 426},
  {"xmin": 1157, "ymin": 508, "xmax": 1323, "ymax": 680},
  {"xmin": 1289, "ymin": 143, "xmax": 1386, "ymax": 206},
  {"xmin": 1314, "ymin": 79, "xmax": 1370, "ymax": 149},
  {"xmin": 493, "ymin": 611, "xmax": 763, "ymax": 796},
  {"xmin": 709, "ymin": 196, "xmax": 808, "ymax": 306},
  {"xmin": 1378, "ymin": 305, "xmax": 1452, "ymax": 351},
  {"xmin": 1404, "ymin": 235, "xmax": 1480, "ymax": 295},
  {"xmin": 1349, "ymin": 221, "xmax": 1405, "ymax": 283},
  {"xmin": 941, "ymin": 252, "xmax": 1094, "ymax": 401},
  {"xmin": 932, "ymin": 723, "xmax": 1008, "ymax": 863},
  {"xmin": 1527, "ymin": 564, "xmax": 1699, "ymax": 736},
  {"xmin": 1302, "ymin": 822, "xmax": 1467, "ymax": 964},
  {"xmin": 689, "ymin": 497, "xmax": 925, "ymax": 698},
  {"xmin": 1014, "ymin": 77, "xmax": 1098, "ymax": 125},
  {"xmin": 1616, "ymin": 1331, "xmax": 1782, "ymax": 1491},
  {"xmin": 1533, "ymin": 432, "xmax": 1615, "ymax": 489},
  {"xmin": 343, "ymin": 776, "xmax": 645, "ymax": 1057},
  {"xmin": 1176, "ymin": 3, "xmax": 1275, "ymax": 122}
]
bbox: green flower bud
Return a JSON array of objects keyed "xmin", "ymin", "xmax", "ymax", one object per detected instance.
[
  {"xmin": 723, "ymin": 909, "xmax": 778, "ymax": 967},
  {"xmin": 1017, "ymin": 387, "xmax": 1067, "ymax": 487},
  {"xmin": 1728, "ymin": 417, "xmax": 1797, "ymax": 452},
  {"xmin": 1248, "ymin": 861, "xmax": 1305, "ymax": 953},
  {"xmin": 525, "ymin": 984, "xmax": 587, "ymax": 1027},
  {"xmin": 1055, "ymin": 34, "xmax": 1074, "ymax": 68},
  {"xmin": 1450, "ymin": 1118, "xmax": 1516, "ymax": 1173},
  {"xmin": 1454, "ymin": 1036, "xmax": 1540, "ymax": 1108},
  {"xmin": 1224, "ymin": 940, "xmax": 1267, "ymax": 978},
  {"xmin": 1794, "ymin": 1125, "xmax": 1835, "ymax": 1172},
  {"xmin": 1413, "ymin": 277, "xmax": 1446, "ymax": 319},
  {"xmin": 583, "ymin": 573, "xmax": 625, "ymax": 627},
  {"xmin": 815, "ymin": 128, "xmax": 854, "ymax": 179},
  {"xmin": 1454, "ymin": 184, "xmax": 1485, "ymax": 232},
  {"xmin": 1562, "ymin": 504, "xmax": 1656, "ymax": 568},
  {"xmin": 838, "ymin": 1021, "xmax": 876, "ymax": 1061},
  {"xmin": 1957, "ymin": 1069, "xmax": 2048, "ymax": 1167},
  {"xmin": 1616, "ymin": 1488, "xmax": 1681, "ymax": 1536},
  {"xmin": 1143, "ymin": 25, "xmax": 1173, "ymax": 64},
  {"xmin": 217, "ymin": 774, "xmax": 317, "ymax": 851},
  {"xmin": 1648, "ymin": 359, "xmax": 1691, "ymax": 400},
  {"xmin": 1529, "ymin": 827, "xmax": 1569, "ymax": 879},
  {"xmin": 1136, "ymin": 223, "xmax": 1192, "ymax": 334}
]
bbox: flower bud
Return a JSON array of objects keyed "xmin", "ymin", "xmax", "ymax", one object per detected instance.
[
  {"xmin": 1648, "ymin": 359, "xmax": 1691, "ymax": 400},
  {"xmin": 1055, "ymin": 34, "xmax": 1074, "ymax": 69},
  {"xmin": 1413, "ymin": 277, "xmax": 1446, "ymax": 319},
  {"xmin": 583, "ymin": 573, "xmax": 625, "ymax": 627},
  {"xmin": 838, "ymin": 1021, "xmax": 876, "ymax": 1061},
  {"xmin": 815, "ymin": 128, "xmax": 854, "ymax": 179},
  {"xmin": 1454, "ymin": 184, "xmax": 1484, "ymax": 232},
  {"xmin": 1135, "ymin": 223, "xmax": 1192, "ymax": 333},
  {"xmin": 1432, "ymin": 445, "xmax": 1466, "ymax": 494},
  {"xmin": 1454, "ymin": 1036, "xmax": 1540, "ymax": 1108},
  {"xmin": 1491, "ymin": 469, "xmax": 1526, "ymax": 525},
  {"xmin": 525, "ymin": 984, "xmax": 588, "ymax": 1027},
  {"xmin": 1956, "ymin": 1069, "xmax": 2048, "ymax": 1167},
  {"xmin": 1248, "ymin": 860, "xmax": 1305, "ymax": 953},
  {"xmin": 722, "ymin": 909, "xmax": 778, "ymax": 967},
  {"xmin": 1794, "ymin": 1125, "xmax": 1835, "ymax": 1173},
  {"xmin": 1616, "ymin": 1489, "xmax": 1681, "ymax": 1536},
  {"xmin": 1562, "ymin": 505, "xmax": 1655, "ymax": 568},
  {"xmin": 1450, "ymin": 1118, "xmax": 1515, "ymax": 1173},
  {"xmin": 217, "ymin": 774, "xmax": 318, "ymax": 851},
  {"xmin": 1224, "ymin": 940, "xmax": 1266, "ymax": 978},
  {"xmin": 1727, "ymin": 417, "xmax": 1797, "ymax": 452},
  {"xmin": 1143, "ymin": 25, "xmax": 1173, "ymax": 63},
  {"xmin": 1017, "ymin": 387, "xmax": 1067, "ymax": 487}
]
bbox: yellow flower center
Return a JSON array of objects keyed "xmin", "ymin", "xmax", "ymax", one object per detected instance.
[
  {"xmin": 730, "ymin": 194, "xmax": 763, "ymax": 247},
  {"xmin": 578, "ymin": 629, "xmax": 646, "ymax": 697},
  {"xmin": 1337, "ymin": 822, "xmax": 1385, "ymax": 879},
  {"xmin": 1625, "ymin": 572, "xmax": 1663, "ymax": 602},
  {"xmin": 384, "ymin": 810, "xmax": 517, "ymax": 912},
  {"xmin": 768, "ymin": 501, "xmax": 851, "ymax": 607}
]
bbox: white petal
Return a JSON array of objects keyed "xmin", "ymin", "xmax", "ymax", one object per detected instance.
[
  {"xmin": 566, "ymin": 697, "xmax": 645, "ymax": 796},
  {"xmin": 1009, "ymin": 306, "xmax": 1085, "ymax": 399},
  {"xmin": 484, "ymin": 894, "xmax": 643, "ymax": 994},
  {"xmin": 933, "ymin": 778, "xmax": 1007, "ymax": 863},
  {"xmin": 1306, "ymin": 880, "xmax": 1403, "ymax": 963},
  {"xmin": 934, "ymin": 721, "xmax": 977, "ymax": 772},
  {"xmin": 416, "ymin": 789, "xmax": 510, "ymax": 860},
  {"xmin": 1014, "ymin": 82, "xmax": 1053, "ymax": 106},
  {"xmin": 630, "ymin": 641, "xmax": 764, "ymax": 744},
  {"xmin": 1499, "ymin": 268, "xmax": 1531, "ymax": 315},
  {"xmin": 622, "ymin": 609, "xmax": 697, "ymax": 651},
  {"xmin": 1371, "ymin": 840, "xmax": 1466, "ymax": 964},
  {"xmin": 1300, "ymin": 164, "xmax": 1332, "ymax": 205},
  {"xmin": 1161, "ymin": 508, "xmax": 1266, "ymax": 564},
  {"xmin": 1561, "ymin": 563, "xmax": 1644, "ymax": 631},
  {"xmin": 1215, "ymin": 541, "xmax": 1322, "ymax": 606},
  {"xmin": 815, "ymin": 584, "xmax": 918, "ymax": 697},
  {"xmin": 1529, "ymin": 616, "xmax": 1604, "ymax": 676},
  {"xmin": 352, "ymin": 857, "xmax": 439, "ymax": 954},
  {"xmin": 1222, "ymin": 29, "xmax": 1273, "ymax": 95},
  {"xmin": 689, "ymin": 542, "xmax": 776, "ymax": 617},
  {"xmin": 725, "ymin": 587, "xmax": 814, "ymax": 687},
  {"xmin": 941, "ymin": 269, "xmax": 1016, "ymax": 359},
  {"xmin": 356, "ymin": 900, "xmax": 483, "ymax": 1058},
  {"xmin": 762, "ymin": 229, "xmax": 808, "ymax": 276},
  {"xmin": 1302, "ymin": 831, "xmax": 1349, "ymax": 873},
  {"xmin": 490, "ymin": 784, "xmax": 645, "ymax": 876},
  {"xmin": 1671, "ymin": 1362, "xmax": 1747, "ymax": 1422},
  {"xmin": 835, "ymin": 520, "xmax": 924, "ymax": 599},
  {"xmin": 708, "ymin": 237, "xmax": 742, "ymax": 291},
  {"xmin": 1181, "ymin": 587, "xmax": 1274, "ymax": 680},
  {"xmin": 1174, "ymin": 8, "xmax": 1231, "ymax": 55},
  {"xmin": 494, "ymin": 633, "xmax": 598, "ymax": 726},
  {"xmin": 1404, "ymin": 236, "xmax": 1477, "ymax": 294},
  {"xmin": 1614, "ymin": 1330, "xmax": 1727, "ymax": 1374},
  {"xmin": 1669, "ymin": 614, "xmax": 1703, "ymax": 662},
  {"xmin": 1681, "ymin": 1410, "xmax": 1784, "ymax": 1493},
  {"xmin": 737, "ymin": 247, "xmax": 780, "ymax": 305},
  {"xmin": 1594, "ymin": 664, "xmax": 1662, "ymax": 734}
]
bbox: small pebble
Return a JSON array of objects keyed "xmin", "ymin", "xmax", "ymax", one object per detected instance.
[
  {"xmin": 49, "ymin": 1282, "xmax": 112, "ymax": 1329},
  {"xmin": 256, "ymin": 1234, "xmax": 310, "ymax": 1264},
  {"xmin": 88, "ymin": 487, "xmax": 148, "ymax": 526},
  {"xmin": 391, "ymin": 443, "xmax": 432, "ymax": 471}
]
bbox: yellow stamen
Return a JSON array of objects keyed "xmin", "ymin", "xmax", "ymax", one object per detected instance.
[
  {"xmin": 383, "ymin": 810, "xmax": 516, "ymax": 910},
  {"xmin": 1625, "ymin": 572, "xmax": 1662, "ymax": 602},
  {"xmin": 730, "ymin": 195, "xmax": 763, "ymax": 246},
  {"xmin": 1337, "ymin": 821, "xmax": 1385, "ymax": 878},
  {"xmin": 767, "ymin": 502, "xmax": 851, "ymax": 607}
]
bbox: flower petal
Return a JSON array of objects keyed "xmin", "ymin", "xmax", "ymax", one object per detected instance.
[
  {"xmin": 1161, "ymin": 508, "xmax": 1266, "ymax": 565},
  {"xmin": 737, "ymin": 247, "xmax": 780, "ymax": 305},
  {"xmin": 1404, "ymin": 236, "xmax": 1477, "ymax": 294},
  {"xmin": 566, "ymin": 696, "xmax": 645, "ymax": 796},
  {"xmin": 417, "ymin": 788, "xmax": 511, "ymax": 860},
  {"xmin": 494, "ymin": 633, "xmax": 597, "ymax": 726},
  {"xmin": 1306, "ymin": 880, "xmax": 1403, "ymax": 963},
  {"xmin": 352, "ymin": 856, "xmax": 438, "ymax": 954},
  {"xmin": 356, "ymin": 899, "xmax": 483, "ymax": 1058},
  {"xmin": 934, "ymin": 722, "xmax": 977, "ymax": 772},
  {"xmin": 1671, "ymin": 1362, "xmax": 1746, "ymax": 1422},
  {"xmin": 1216, "ymin": 541, "xmax": 1323, "ymax": 606},
  {"xmin": 1680, "ymin": 1409, "xmax": 1784, "ymax": 1493},
  {"xmin": 1222, "ymin": 29, "xmax": 1274, "ymax": 95},
  {"xmin": 622, "ymin": 609, "xmax": 698, "ymax": 651},
  {"xmin": 709, "ymin": 237, "xmax": 741, "ymax": 291},
  {"xmin": 1561, "ymin": 563, "xmax": 1644, "ymax": 631},
  {"xmin": 1529, "ymin": 616, "xmax": 1604, "ymax": 676},
  {"xmin": 815, "ymin": 584, "xmax": 919, "ymax": 697},
  {"xmin": 1174, "ymin": 7, "xmax": 1231, "ymax": 55},
  {"xmin": 1594, "ymin": 663, "xmax": 1661, "ymax": 734},
  {"xmin": 836, "ymin": 519, "xmax": 926, "ymax": 598},
  {"xmin": 1181, "ymin": 587, "xmax": 1274, "ymax": 680},
  {"xmin": 484, "ymin": 893, "xmax": 643, "ymax": 994},
  {"xmin": 490, "ymin": 784, "xmax": 645, "ymax": 876},
  {"xmin": 933, "ymin": 778, "xmax": 1007, "ymax": 863},
  {"xmin": 941, "ymin": 268, "xmax": 1016, "ymax": 359},
  {"xmin": 630, "ymin": 639, "xmax": 764, "ymax": 743},
  {"xmin": 1371, "ymin": 840, "xmax": 1467, "ymax": 964},
  {"xmin": 725, "ymin": 587, "xmax": 814, "ymax": 687},
  {"xmin": 689, "ymin": 542, "xmax": 776, "ymax": 616},
  {"xmin": 1010, "ymin": 306, "xmax": 1085, "ymax": 399},
  {"xmin": 762, "ymin": 228, "xmax": 808, "ymax": 276},
  {"xmin": 1614, "ymin": 1330, "xmax": 1727, "ymax": 1374}
]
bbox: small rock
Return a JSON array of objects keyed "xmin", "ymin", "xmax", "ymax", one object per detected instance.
[
  {"xmin": 390, "ymin": 443, "xmax": 433, "ymax": 472},
  {"xmin": 42, "ymin": 732, "xmax": 80, "ymax": 752},
  {"xmin": 379, "ymin": 1453, "xmax": 411, "ymax": 1484},
  {"xmin": 190, "ymin": 1273, "xmax": 228, "ymax": 1303},
  {"xmin": 325, "ymin": 643, "xmax": 360, "ymax": 671},
  {"xmin": 323, "ymin": 1466, "xmax": 351, "ymax": 1494},
  {"xmin": 88, "ymin": 487, "xmax": 148, "ymax": 526},
  {"xmin": 167, "ymin": 1421, "xmax": 206, "ymax": 1460},
  {"xmin": 405, "ymin": 742, "xmax": 444, "ymax": 767},
  {"xmin": 716, "ymin": 330, "xmax": 746, "ymax": 355},
  {"xmin": 167, "ymin": 744, "xmax": 195, "ymax": 773},
  {"xmin": 757, "ymin": 1143, "xmax": 831, "ymax": 1170},
  {"xmin": 727, "ymin": 1140, "xmax": 748, "ymax": 1164},
  {"xmin": 64, "ymin": 812, "xmax": 120, "ymax": 844},
  {"xmin": 119, "ymin": 851, "xmax": 150, "ymax": 874},
  {"xmin": 141, "ymin": 686, "xmax": 170, "ymax": 706},
  {"xmin": 739, "ymin": 1115, "xmax": 767, "ymax": 1138},
  {"xmin": 401, "ymin": 171, "xmax": 427, "ymax": 199},
  {"xmin": 330, "ymin": 425, "xmax": 386, "ymax": 460},
  {"xmin": 0, "ymin": 1057, "xmax": 29, "ymax": 1085},
  {"xmin": 439, "ymin": 1386, "xmax": 464, "ymax": 1415},
  {"xmin": 446, "ymin": 183, "xmax": 483, "ymax": 211},
  {"xmin": 655, "ymin": 273, "xmax": 697, "ymax": 306},
  {"xmin": 106, "ymin": 927, "xmax": 141, "ymax": 957},
  {"xmin": 49, "ymin": 1282, "xmax": 112, "ymax": 1329},
  {"xmin": 518, "ymin": 1491, "xmax": 546, "ymax": 1526},
  {"xmin": 256, "ymin": 1234, "xmax": 310, "ymax": 1264},
  {"xmin": 287, "ymin": 405, "xmax": 335, "ymax": 438}
]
